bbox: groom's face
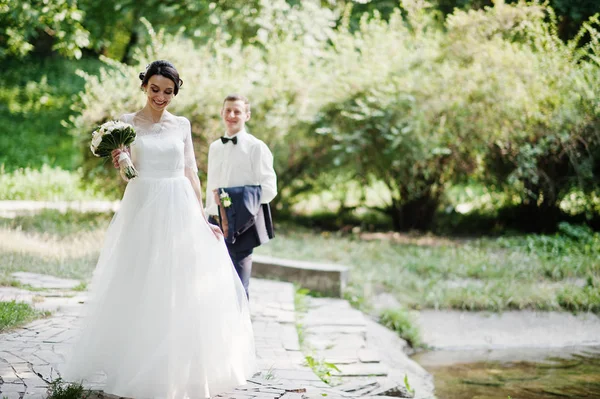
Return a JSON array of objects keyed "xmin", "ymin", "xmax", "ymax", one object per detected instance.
[{"xmin": 221, "ymin": 100, "xmax": 250, "ymax": 135}]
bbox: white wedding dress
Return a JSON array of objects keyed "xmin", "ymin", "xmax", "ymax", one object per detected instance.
[{"xmin": 61, "ymin": 111, "xmax": 255, "ymax": 399}]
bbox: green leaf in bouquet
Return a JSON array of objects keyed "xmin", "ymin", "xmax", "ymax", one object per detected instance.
[{"xmin": 92, "ymin": 124, "xmax": 136, "ymax": 158}]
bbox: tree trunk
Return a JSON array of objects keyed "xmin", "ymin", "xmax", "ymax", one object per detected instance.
[
  {"xmin": 32, "ymin": 31, "xmax": 55, "ymax": 58},
  {"xmin": 121, "ymin": 7, "xmax": 142, "ymax": 64},
  {"xmin": 515, "ymin": 179, "xmax": 561, "ymax": 232},
  {"xmin": 389, "ymin": 192, "xmax": 440, "ymax": 231},
  {"xmin": 517, "ymin": 198, "xmax": 561, "ymax": 233},
  {"xmin": 121, "ymin": 30, "xmax": 139, "ymax": 64}
]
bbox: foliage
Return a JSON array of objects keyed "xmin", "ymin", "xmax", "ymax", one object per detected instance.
[
  {"xmin": 76, "ymin": 0, "xmax": 274, "ymax": 60},
  {"xmin": 68, "ymin": 1, "xmax": 447, "ymax": 212},
  {"xmin": 0, "ymin": 0, "xmax": 89, "ymax": 59},
  {"xmin": 46, "ymin": 378, "xmax": 91, "ymax": 399},
  {"xmin": 0, "ymin": 0, "xmax": 336, "ymax": 61},
  {"xmin": 64, "ymin": 0, "xmax": 334, "ymax": 61},
  {"xmin": 404, "ymin": 374, "xmax": 416, "ymax": 397},
  {"xmin": 379, "ymin": 307, "xmax": 422, "ymax": 348},
  {"xmin": 304, "ymin": 355, "xmax": 341, "ymax": 384},
  {"xmin": 2, "ymin": 0, "xmax": 597, "ymax": 61},
  {"xmin": 497, "ymin": 222, "xmax": 600, "ymax": 259},
  {"xmin": 313, "ymin": 0, "xmax": 600, "ymax": 231},
  {"xmin": 0, "ymin": 56, "xmax": 104, "ymax": 170},
  {"xmin": 5, "ymin": 0, "xmax": 600, "ymax": 232},
  {"xmin": 431, "ymin": 0, "xmax": 600, "ymax": 41},
  {"xmin": 67, "ymin": 4, "xmax": 341, "ymax": 200},
  {"xmin": 444, "ymin": 1, "xmax": 600, "ymax": 231},
  {"xmin": 0, "ymin": 166, "xmax": 113, "ymax": 201},
  {"xmin": 0, "ymin": 300, "xmax": 38, "ymax": 332},
  {"xmin": 294, "ymin": 287, "xmax": 310, "ymax": 313}
]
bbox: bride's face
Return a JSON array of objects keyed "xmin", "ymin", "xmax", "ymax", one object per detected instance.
[{"xmin": 144, "ymin": 75, "xmax": 175, "ymax": 112}]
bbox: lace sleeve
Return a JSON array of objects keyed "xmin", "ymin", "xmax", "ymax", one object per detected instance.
[
  {"xmin": 119, "ymin": 113, "xmax": 133, "ymax": 124},
  {"xmin": 182, "ymin": 117, "xmax": 199, "ymax": 173}
]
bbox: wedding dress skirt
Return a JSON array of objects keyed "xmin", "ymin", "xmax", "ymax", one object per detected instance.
[{"xmin": 61, "ymin": 113, "xmax": 255, "ymax": 399}]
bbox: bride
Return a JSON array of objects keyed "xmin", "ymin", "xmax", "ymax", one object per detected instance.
[{"xmin": 61, "ymin": 60, "xmax": 255, "ymax": 399}]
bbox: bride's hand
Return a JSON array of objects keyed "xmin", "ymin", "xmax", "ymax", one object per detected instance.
[
  {"xmin": 111, "ymin": 149, "xmax": 121, "ymax": 168},
  {"xmin": 208, "ymin": 222, "xmax": 223, "ymax": 239},
  {"xmin": 111, "ymin": 148, "xmax": 130, "ymax": 168}
]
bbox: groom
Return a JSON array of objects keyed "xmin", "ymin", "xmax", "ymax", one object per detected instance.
[{"xmin": 205, "ymin": 94, "xmax": 277, "ymax": 298}]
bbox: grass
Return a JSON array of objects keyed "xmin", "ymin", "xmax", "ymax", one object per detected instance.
[
  {"xmin": 294, "ymin": 287, "xmax": 309, "ymax": 347},
  {"xmin": 1, "ymin": 209, "xmax": 598, "ymax": 314},
  {"xmin": 0, "ymin": 210, "xmax": 112, "ymax": 282},
  {"xmin": 379, "ymin": 308, "xmax": 422, "ymax": 348},
  {"xmin": 256, "ymin": 222, "xmax": 600, "ymax": 313},
  {"xmin": 304, "ymin": 355, "xmax": 341, "ymax": 385},
  {"xmin": 0, "ymin": 301, "xmax": 47, "ymax": 332},
  {"xmin": 0, "ymin": 165, "xmax": 112, "ymax": 201},
  {"xmin": 294, "ymin": 287, "xmax": 341, "ymax": 384},
  {"xmin": 46, "ymin": 378, "xmax": 91, "ymax": 399}
]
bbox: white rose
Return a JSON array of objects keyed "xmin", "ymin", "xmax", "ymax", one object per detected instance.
[
  {"xmin": 90, "ymin": 144, "xmax": 100, "ymax": 156},
  {"xmin": 91, "ymin": 133, "xmax": 103, "ymax": 148}
]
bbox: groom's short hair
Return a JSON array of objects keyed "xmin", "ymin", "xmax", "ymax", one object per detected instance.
[{"xmin": 223, "ymin": 94, "xmax": 250, "ymax": 112}]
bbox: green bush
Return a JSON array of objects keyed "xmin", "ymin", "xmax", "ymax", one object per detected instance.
[
  {"xmin": 497, "ymin": 222, "xmax": 600, "ymax": 259},
  {"xmin": 450, "ymin": 4, "xmax": 600, "ymax": 231},
  {"xmin": 65, "ymin": 1, "xmax": 600, "ymax": 231},
  {"xmin": 0, "ymin": 56, "xmax": 104, "ymax": 170},
  {"xmin": 0, "ymin": 165, "xmax": 113, "ymax": 201},
  {"xmin": 314, "ymin": 1, "xmax": 600, "ymax": 231},
  {"xmin": 67, "ymin": 8, "xmax": 344, "ymax": 201}
]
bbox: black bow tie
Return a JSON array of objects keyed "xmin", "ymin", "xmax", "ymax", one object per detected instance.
[{"xmin": 220, "ymin": 136, "xmax": 238, "ymax": 145}]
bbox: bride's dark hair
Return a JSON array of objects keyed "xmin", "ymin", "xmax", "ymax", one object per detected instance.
[{"xmin": 139, "ymin": 60, "xmax": 184, "ymax": 95}]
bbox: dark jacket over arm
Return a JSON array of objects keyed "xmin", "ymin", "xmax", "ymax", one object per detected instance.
[{"xmin": 218, "ymin": 185, "xmax": 274, "ymax": 252}]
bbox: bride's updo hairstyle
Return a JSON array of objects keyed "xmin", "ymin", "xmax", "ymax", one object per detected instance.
[{"xmin": 139, "ymin": 60, "xmax": 184, "ymax": 95}]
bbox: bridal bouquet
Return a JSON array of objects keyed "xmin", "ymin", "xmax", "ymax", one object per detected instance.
[{"xmin": 90, "ymin": 121, "xmax": 138, "ymax": 180}]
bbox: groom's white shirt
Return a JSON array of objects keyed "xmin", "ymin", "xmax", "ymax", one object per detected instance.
[{"xmin": 205, "ymin": 129, "xmax": 277, "ymax": 217}]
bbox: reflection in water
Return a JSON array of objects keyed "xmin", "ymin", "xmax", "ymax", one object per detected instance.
[{"xmin": 413, "ymin": 346, "xmax": 600, "ymax": 399}]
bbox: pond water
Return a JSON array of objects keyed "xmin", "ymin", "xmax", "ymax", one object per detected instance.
[{"xmin": 413, "ymin": 346, "xmax": 600, "ymax": 399}]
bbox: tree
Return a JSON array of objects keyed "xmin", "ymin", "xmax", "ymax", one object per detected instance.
[
  {"xmin": 0, "ymin": 0, "xmax": 89, "ymax": 59},
  {"xmin": 433, "ymin": 0, "xmax": 600, "ymax": 40}
]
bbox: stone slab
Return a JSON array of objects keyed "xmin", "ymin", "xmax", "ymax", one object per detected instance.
[
  {"xmin": 357, "ymin": 348, "xmax": 380, "ymax": 363},
  {"xmin": 252, "ymin": 255, "xmax": 348, "ymax": 297}
]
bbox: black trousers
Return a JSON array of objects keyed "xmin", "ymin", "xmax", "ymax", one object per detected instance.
[
  {"xmin": 227, "ymin": 247, "xmax": 253, "ymax": 299},
  {"xmin": 209, "ymin": 215, "xmax": 253, "ymax": 299}
]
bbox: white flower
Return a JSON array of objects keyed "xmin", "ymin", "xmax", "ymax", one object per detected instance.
[
  {"xmin": 90, "ymin": 144, "xmax": 100, "ymax": 156},
  {"xmin": 91, "ymin": 132, "xmax": 103, "ymax": 148},
  {"xmin": 220, "ymin": 189, "xmax": 232, "ymax": 208}
]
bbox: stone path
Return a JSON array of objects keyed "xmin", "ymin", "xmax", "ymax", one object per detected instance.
[
  {"xmin": 0, "ymin": 273, "xmax": 434, "ymax": 399},
  {"xmin": 300, "ymin": 297, "xmax": 435, "ymax": 399},
  {"xmin": 0, "ymin": 275, "xmax": 332, "ymax": 399}
]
